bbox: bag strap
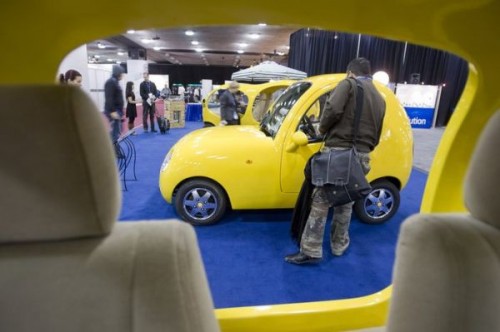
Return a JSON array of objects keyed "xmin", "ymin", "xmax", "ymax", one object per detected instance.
[{"xmin": 349, "ymin": 78, "xmax": 364, "ymax": 146}]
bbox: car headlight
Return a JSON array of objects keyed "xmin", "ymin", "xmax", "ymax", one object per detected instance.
[{"xmin": 160, "ymin": 149, "xmax": 173, "ymax": 172}]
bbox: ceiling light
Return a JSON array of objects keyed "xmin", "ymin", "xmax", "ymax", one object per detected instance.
[
  {"xmin": 107, "ymin": 58, "xmax": 114, "ymax": 62},
  {"xmin": 141, "ymin": 38, "xmax": 153, "ymax": 44},
  {"xmin": 238, "ymin": 43, "xmax": 249, "ymax": 48},
  {"xmin": 185, "ymin": 30, "xmax": 195, "ymax": 36},
  {"xmin": 97, "ymin": 42, "xmax": 106, "ymax": 49},
  {"xmin": 117, "ymin": 51, "xmax": 126, "ymax": 56},
  {"xmin": 249, "ymin": 33, "xmax": 260, "ymax": 39},
  {"xmin": 237, "ymin": 50, "xmax": 244, "ymax": 54},
  {"xmin": 276, "ymin": 51, "xmax": 285, "ymax": 56},
  {"xmin": 94, "ymin": 55, "xmax": 100, "ymax": 58},
  {"xmin": 116, "ymin": 60, "xmax": 122, "ymax": 64},
  {"xmin": 258, "ymin": 23, "xmax": 267, "ymax": 26},
  {"xmin": 153, "ymin": 46, "xmax": 161, "ymax": 51},
  {"xmin": 195, "ymin": 48, "xmax": 203, "ymax": 53},
  {"xmin": 127, "ymin": 30, "xmax": 136, "ymax": 34},
  {"xmin": 191, "ymin": 40, "xmax": 199, "ymax": 45}
]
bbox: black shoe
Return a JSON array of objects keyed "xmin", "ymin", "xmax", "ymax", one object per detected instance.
[
  {"xmin": 151, "ymin": 129, "xmax": 158, "ymax": 133},
  {"xmin": 285, "ymin": 252, "xmax": 322, "ymax": 265}
]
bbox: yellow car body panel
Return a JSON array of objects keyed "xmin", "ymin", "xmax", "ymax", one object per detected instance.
[
  {"xmin": 202, "ymin": 81, "xmax": 295, "ymax": 126},
  {"xmin": 160, "ymin": 74, "xmax": 413, "ymax": 210}
]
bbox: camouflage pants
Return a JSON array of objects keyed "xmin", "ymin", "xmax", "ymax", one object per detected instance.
[{"xmin": 300, "ymin": 149, "xmax": 370, "ymax": 258}]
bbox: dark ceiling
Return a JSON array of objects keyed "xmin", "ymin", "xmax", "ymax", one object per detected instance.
[{"xmin": 86, "ymin": 25, "xmax": 298, "ymax": 67}]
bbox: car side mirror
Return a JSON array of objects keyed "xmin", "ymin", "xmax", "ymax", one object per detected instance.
[{"xmin": 286, "ymin": 131, "xmax": 309, "ymax": 152}]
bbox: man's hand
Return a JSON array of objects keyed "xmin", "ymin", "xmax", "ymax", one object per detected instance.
[{"xmin": 110, "ymin": 112, "xmax": 120, "ymax": 120}]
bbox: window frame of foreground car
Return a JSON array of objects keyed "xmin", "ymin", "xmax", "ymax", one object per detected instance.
[{"xmin": 260, "ymin": 82, "xmax": 312, "ymax": 138}]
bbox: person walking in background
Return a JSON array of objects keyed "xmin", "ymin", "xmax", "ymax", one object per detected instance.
[
  {"xmin": 139, "ymin": 72, "xmax": 158, "ymax": 133},
  {"xmin": 219, "ymin": 81, "xmax": 242, "ymax": 125},
  {"xmin": 125, "ymin": 81, "xmax": 139, "ymax": 134},
  {"xmin": 104, "ymin": 65, "xmax": 125, "ymax": 157},
  {"xmin": 286, "ymin": 58, "xmax": 386, "ymax": 265},
  {"xmin": 59, "ymin": 69, "xmax": 82, "ymax": 87}
]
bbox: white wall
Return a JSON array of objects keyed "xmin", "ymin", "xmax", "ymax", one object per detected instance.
[
  {"xmin": 127, "ymin": 60, "xmax": 148, "ymax": 99},
  {"xmin": 201, "ymin": 79, "xmax": 213, "ymax": 100},
  {"xmin": 150, "ymin": 75, "xmax": 170, "ymax": 92},
  {"xmin": 57, "ymin": 45, "xmax": 90, "ymax": 92}
]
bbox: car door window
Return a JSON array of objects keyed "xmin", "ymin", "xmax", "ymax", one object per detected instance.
[
  {"xmin": 261, "ymin": 82, "xmax": 311, "ymax": 137},
  {"xmin": 298, "ymin": 91, "xmax": 332, "ymax": 142},
  {"xmin": 207, "ymin": 89, "xmax": 223, "ymax": 115},
  {"xmin": 252, "ymin": 87, "xmax": 287, "ymax": 123}
]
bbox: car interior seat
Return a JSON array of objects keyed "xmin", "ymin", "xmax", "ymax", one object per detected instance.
[
  {"xmin": 353, "ymin": 111, "xmax": 500, "ymax": 332},
  {"xmin": 0, "ymin": 86, "xmax": 220, "ymax": 332}
]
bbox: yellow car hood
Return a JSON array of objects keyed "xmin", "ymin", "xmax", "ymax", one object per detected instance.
[{"xmin": 174, "ymin": 125, "xmax": 271, "ymax": 154}]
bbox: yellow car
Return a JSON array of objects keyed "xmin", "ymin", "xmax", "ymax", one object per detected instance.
[
  {"xmin": 202, "ymin": 81, "xmax": 294, "ymax": 126},
  {"xmin": 160, "ymin": 74, "xmax": 413, "ymax": 225}
]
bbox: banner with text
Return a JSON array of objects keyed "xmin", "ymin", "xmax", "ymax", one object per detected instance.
[{"xmin": 395, "ymin": 84, "xmax": 439, "ymax": 129}]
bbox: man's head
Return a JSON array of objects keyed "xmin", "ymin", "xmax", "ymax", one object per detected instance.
[
  {"xmin": 228, "ymin": 81, "xmax": 240, "ymax": 93},
  {"xmin": 346, "ymin": 58, "xmax": 371, "ymax": 78},
  {"xmin": 143, "ymin": 72, "xmax": 150, "ymax": 81},
  {"xmin": 112, "ymin": 65, "xmax": 124, "ymax": 81}
]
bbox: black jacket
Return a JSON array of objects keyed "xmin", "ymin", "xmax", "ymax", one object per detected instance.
[
  {"xmin": 139, "ymin": 80, "xmax": 158, "ymax": 101},
  {"xmin": 320, "ymin": 78, "xmax": 385, "ymax": 153},
  {"xmin": 104, "ymin": 76, "xmax": 124, "ymax": 115},
  {"xmin": 219, "ymin": 90, "xmax": 238, "ymax": 122}
]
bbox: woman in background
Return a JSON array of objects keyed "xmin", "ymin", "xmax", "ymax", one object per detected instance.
[
  {"xmin": 125, "ymin": 81, "xmax": 139, "ymax": 134},
  {"xmin": 59, "ymin": 69, "xmax": 82, "ymax": 86}
]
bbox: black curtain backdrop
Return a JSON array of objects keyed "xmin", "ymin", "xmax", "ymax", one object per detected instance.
[
  {"xmin": 358, "ymin": 35, "xmax": 406, "ymax": 82},
  {"xmin": 288, "ymin": 29, "xmax": 358, "ymax": 76},
  {"xmin": 288, "ymin": 29, "xmax": 469, "ymax": 127},
  {"xmin": 148, "ymin": 64, "xmax": 240, "ymax": 86}
]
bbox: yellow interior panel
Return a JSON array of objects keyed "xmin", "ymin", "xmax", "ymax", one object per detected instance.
[{"xmin": 1, "ymin": 0, "xmax": 498, "ymax": 330}]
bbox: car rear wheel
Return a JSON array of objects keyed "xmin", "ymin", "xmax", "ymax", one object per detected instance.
[
  {"xmin": 175, "ymin": 179, "xmax": 227, "ymax": 225},
  {"xmin": 203, "ymin": 122, "xmax": 215, "ymax": 127},
  {"xmin": 354, "ymin": 179, "xmax": 400, "ymax": 224}
]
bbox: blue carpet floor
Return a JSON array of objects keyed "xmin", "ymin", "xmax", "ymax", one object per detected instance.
[{"xmin": 119, "ymin": 122, "xmax": 427, "ymax": 309}]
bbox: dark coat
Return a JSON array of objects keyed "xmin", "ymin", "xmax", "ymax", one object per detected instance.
[
  {"xmin": 320, "ymin": 78, "xmax": 385, "ymax": 153},
  {"xmin": 104, "ymin": 76, "xmax": 124, "ymax": 115},
  {"xmin": 219, "ymin": 90, "xmax": 238, "ymax": 122},
  {"xmin": 139, "ymin": 80, "xmax": 158, "ymax": 101},
  {"xmin": 290, "ymin": 153, "xmax": 318, "ymax": 245}
]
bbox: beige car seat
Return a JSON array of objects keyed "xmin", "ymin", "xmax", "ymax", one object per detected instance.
[{"xmin": 0, "ymin": 86, "xmax": 220, "ymax": 332}]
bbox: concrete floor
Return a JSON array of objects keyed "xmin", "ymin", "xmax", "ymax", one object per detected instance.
[{"xmin": 411, "ymin": 127, "xmax": 446, "ymax": 173}]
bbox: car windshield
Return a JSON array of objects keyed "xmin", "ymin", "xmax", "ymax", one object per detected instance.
[{"xmin": 260, "ymin": 82, "xmax": 311, "ymax": 137}]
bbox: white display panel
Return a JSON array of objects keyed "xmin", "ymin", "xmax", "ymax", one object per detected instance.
[{"xmin": 395, "ymin": 84, "xmax": 440, "ymax": 129}]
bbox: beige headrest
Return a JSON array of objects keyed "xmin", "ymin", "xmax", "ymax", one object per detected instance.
[
  {"xmin": 465, "ymin": 110, "xmax": 500, "ymax": 228},
  {"xmin": 0, "ymin": 86, "xmax": 120, "ymax": 243}
]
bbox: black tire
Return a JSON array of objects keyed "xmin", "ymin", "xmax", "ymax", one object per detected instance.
[
  {"xmin": 203, "ymin": 122, "xmax": 215, "ymax": 128},
  {"xmin": 354, "ymin": 179, "xmax": 400, "ymax": 224},
  {"xmin": 174, "ymin": 179, "xmax": 227, "ymax": 225}
]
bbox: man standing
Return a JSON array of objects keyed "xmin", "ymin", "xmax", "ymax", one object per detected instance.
[
  {"xmin": 139, "ymin": 72, "xmax": 158, "ymax": 133},
  {"xmin": 286, "ymin": 58, "xmax": 386, "ymax": 265},
  {"xmin": 104, "ymin": 65, "xmax": 125, "ymax": 153},
  {"xmin": 219, "ymin": 81, "xmax": 242, "ymax": 125}
]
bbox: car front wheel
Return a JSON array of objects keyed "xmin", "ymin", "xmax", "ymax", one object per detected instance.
[
  {"xmin": 354, "ymin": 179, "xmax": 400, "ymax": 224},
  {"xmin": 175, "ymin": 179, "xmax": 227, "ymax": 225}
]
